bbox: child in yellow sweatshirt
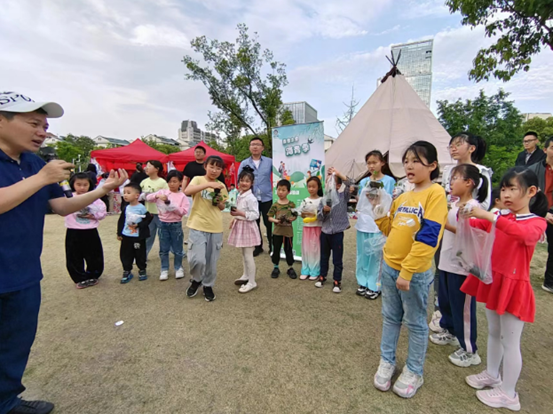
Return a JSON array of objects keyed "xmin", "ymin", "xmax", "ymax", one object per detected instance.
[{"xmin": 372, "ymin": 141, "xmax": 448, "ymax": 399}]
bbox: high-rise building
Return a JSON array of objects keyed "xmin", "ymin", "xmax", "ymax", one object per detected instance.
[
  {"xmin": 282, "ymin": 101, "xmax": 318, "ymax": 124},
  {"xmin": 178, "ymin": 120, "xmax": 218, "ymax": 149},
  {"xmin": 391, "ymin": 39, "xmax": 433, "ymax": 107}
]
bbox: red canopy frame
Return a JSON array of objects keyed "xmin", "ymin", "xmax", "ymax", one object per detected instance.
[{"xmin": 90, "ymin": 139, "xmax": 169, "ymax": 174}]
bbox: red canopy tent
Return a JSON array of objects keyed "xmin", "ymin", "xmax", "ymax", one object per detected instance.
[
  {"xmin": 90, "ymin": 139, "xmax": 169, "ymax": 174},
  {"xmin": 167, "ymin": 142, "xmax": 237, "ymax": 185}
]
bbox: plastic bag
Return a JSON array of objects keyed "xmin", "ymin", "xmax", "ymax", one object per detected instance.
[
  {"xmin": 364, "ymin": 233, "xmax": 387, "ymax": 289},
  {"xmin": 324, "ymin": 174, "xmax": 341, "ymax": 208},
  {"xmin": 126, "ymin": 212, "xmax": 145, "ymax": 227},
  {"xmin": 452, "ymin": 216, "xmax": 495, "ymax": 284},
  {"xmin": 358, "ymin": 184, "xmax": 393, "ymax": 220}
]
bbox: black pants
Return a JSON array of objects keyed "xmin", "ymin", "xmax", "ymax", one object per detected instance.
[
  {"xmin": 120, "ymin": 237, "xmax": 146, "ymax": 272},
  {"xmin": 256, "ymin": 201, "xmax": 273, "ymax": 250},
  {"xmin": 545, "ymin": 223, "xmax": 553, "ymax": 287},
  {"xmin": 272, "ymin": 235, "xmax": 294, "ymax": 267},
  {"xmin": 101, "ymin": 195, "xmax": 109, "ymax": 212},
  {"xmin": 320, "ymin": 232, "xmax": 344, "ymax": 281},
  {"xmin": 65, "ymin": 228, "xmax": 104, "ymax": 283}
]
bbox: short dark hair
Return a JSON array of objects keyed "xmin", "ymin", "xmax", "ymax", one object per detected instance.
[
  {"xmin": 365, "ymin": 150, "xmax": 385, "ymax": 163},
  {"xmin": 230, "ymin": 183, "xmax": 236, "ymax": 188},
  {"xmin": 69, "ymin": 172, "xmax": 95, "ymax": 192},
  {"xmin": 195, "ymin": 145, "xmax": 206, "ymax": 154},
  {"xmin": 166, "ymin": 170, "xmax": 183, "ymax": 182},
  {"xmin": 86, "ymin": 164, "xmax": 97, "ymax": 173},
  {"xmin": 0, "ymin": 108, "xmax": 47, "ymax": 120},
  {"xmin": 124, "ymin": 182, "xmax": 142, "ymax": 194},
  {"xmin": 524, "ymin": 131, "xmax": 538, "ymax": 139},
  {"xmin": 250, "ymin": 137, "xmax": 264, "ymax": 146},
  {"xmin": 544, "ymin": 136, "xmax": 553, "ymax": 149},
  {"xmin": 146, "ymin": 160, "xmax": 163, "ymax": 173},
  {"xmin": 277, "ymin": 179, "xmax": 291, "ymax": 192},
  {"xmin": 205, "ymin": 155, "xmax": 225, "ymax": 169},
  {"xmin": 402, "ymin": 141, "xmax": 440, "ymax": 181}
]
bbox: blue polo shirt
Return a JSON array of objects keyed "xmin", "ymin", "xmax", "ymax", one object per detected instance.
[
  {"xmin": 238, "ymin": 156, "xmax": 273, "ymax": 203},
  {"xmin": 0, "ymin": 149, "xmax": 64, "ymax": 293}
]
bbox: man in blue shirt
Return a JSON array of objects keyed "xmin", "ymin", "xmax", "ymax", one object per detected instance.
[
  {"xmin": 0, "ymin": 92, "xmax": 128, "ymax": 414},
  {"xmin": 238, "ymin": 137, "xmax": 273, "ymax": 256}
]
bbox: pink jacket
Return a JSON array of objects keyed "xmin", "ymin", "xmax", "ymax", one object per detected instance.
[
  {"xmin": 64, "ymin": 197, "xmax": 107, "ymax": 229},
  {"xmin": 146, "ymin": 190, "xmax": 189, "ymax": 223}
]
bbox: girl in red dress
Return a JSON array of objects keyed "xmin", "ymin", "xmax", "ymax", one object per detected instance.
[{"xmin": 460, "ymin": 167, "xmax": 548, "ymax": 411}]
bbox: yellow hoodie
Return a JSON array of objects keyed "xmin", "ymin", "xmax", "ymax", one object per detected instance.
[{"xmin": 376, "ymin": 183, "xmax": 447, "ymax": 281}]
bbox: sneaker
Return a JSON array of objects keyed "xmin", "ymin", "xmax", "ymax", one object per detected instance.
[
  {"xmin": 392, "ymin": 366, "xmax": 424, "ymax": 399},
  {"xmin": 429, "ymin": 331, "xmax": 460, "ymax": 346},
  {"xmin": 332, "ymin": 281, "xmax": 342, "ymax": 293},
  {"xmin": 373, "ymin": 359, "xmax": 395, "ymax": 392},
  {"xmin": 120, "ymin": 271, "xmax": 133, "ymax": 284},
  {"xmin": 365, "ymin": 289, "xmax": 381, "ymax": 300},
  {"xmin": 239, "ymin": 282, "xmax": 257, "ymax": 293},
  {"xmin": 542, "ymin": 284, "xmax": 553, "ymax": 294},
  {"xmin": 85, "ymin": 278, "xmax": 99, "ymax": 287},
  {"xmin": 159, "ymin": 270, "xmax": 169, "ymax": 281},
  {"xmin": 308, "ymin": 275, "xmax": 318, "ymax": 281},
  {"xmin": 234, "ymin": 276, "xmax": 249, "ymax": 286},
  {"xmin": 138, "ymin": 270, "xmax": 148, "ymax": 281},
  {"xmin": 271, "ymin": 268, "xmax": 280, "ymax": 279},
  {"xmin": 7, "ymin": 400, "xmax": 54, "ymax": 414},
  {"xmin": 465, "ymin": 370, "xmax": 502, "ymax": 390},
  {"xmin": 204, "ymin": 286, "xmax": 216, "ymax": 302},
  {"xmin": 429, "ymin": 310, "xmax": 445, "ymax": 333},
  {"xmin": 187, "ymin": 280, "xmax": 201, "ymax": 298},
  {"xmin": 449, "ymin": 348, "xmax": 482, "ymax": 367},
  {"xmin": 314, "ymin": 276, "xmax": 326, "ymax": 288},
  {"xmin": 175, "ymin": 268, "xmax": 185, "ymax": 279},
  {"xmin": 356, "ymin": 286, "xmax": 367, "ymax": 296},
  {"xmin": 476, "ymin": 388, "xmax": 521, "ymax": 411},
  {"xmin": 287, "ymin": 268, "xmax": 298, "ymax": 279},
  {"xmin": 299, "ymin": 274, "xmax": 309, "ymax": 280},
  {"xmin": 253, "ymin": 247, "xmax": 263, "ymax": 257}
]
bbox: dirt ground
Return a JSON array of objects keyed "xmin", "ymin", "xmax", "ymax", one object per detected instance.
[{"xmin": 21, "ymin": 214, "xmax": 553, "ymax": 413}]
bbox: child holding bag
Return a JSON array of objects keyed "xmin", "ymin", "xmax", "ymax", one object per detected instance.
[{"xmin": 299, "ymin": 176, "xmax": 323, "ymax": 281}]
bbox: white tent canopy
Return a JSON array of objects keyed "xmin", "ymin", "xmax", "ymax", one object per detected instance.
[{"xmin": 326, "ymin": 73, "xmax": 453, "ymax": 179}]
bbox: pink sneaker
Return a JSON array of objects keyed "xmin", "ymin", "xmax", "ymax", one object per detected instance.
[
  {"xmin": 465, "ymin": 370, "xmax": 502, "ymax": 390},
  {"xmin": 476, "ymin": 388, "xmax": 521, "ymax": 411},
  {"xmin": 299, "ymin": 274, "xmax": 309, "ymax": 280}
]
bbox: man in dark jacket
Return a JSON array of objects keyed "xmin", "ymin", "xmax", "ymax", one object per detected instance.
[
  {"xmin": 529, "ymin": 137, "xmax": 553, "ymax": 293},
  {"xmin": 515, "ymin": 131, "xmax": 546, "ymax": 167}
]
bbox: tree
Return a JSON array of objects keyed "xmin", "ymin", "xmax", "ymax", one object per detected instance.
[
  {"xmin": 280, "ymin": 108, "xmax": 295, "ymax": 126},
  {"xmin": 522, "ymin": 116, "xmax": 553, "ymax": 142},
  {"xmin": 336, "ymin": 86, "xmax": 359, "ymax": 133},
  {"xmin": 182, "ymin": 24, "xmax": 289, "ymax": 153},
  {"xmin": 437, "ymin": 89, "xmax": 523, "ymax": 184},
  {"xmin": 446, "ymin": 0, "xmax": 553, "ymax": 82}
]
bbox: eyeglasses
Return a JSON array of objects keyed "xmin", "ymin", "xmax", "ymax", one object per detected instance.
[
  {"xmin": 523, "ymin": 139, "xmax": 537, "ymax": 144},
  {"xmin": 250, "ymin": 144, "xmax": 263, "ymax": 147}
]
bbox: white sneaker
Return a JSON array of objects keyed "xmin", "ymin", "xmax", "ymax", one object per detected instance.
[
  {"xmin": 466, "ymin": 370, "xmax": 502, "ymax": 390},
  {"xmin": 542, "ymin": 284, "xmax": 553, "ymax": 294},
  {"xmin": 159, "ymin": 270, "xmax": 169, "ymax": 281},
  {"xmin": 449, "ymin": 348, "xmax": 481, "ymax": 367},
  {"xmin": 175, "ymin": 268, "xmax": 185, "ymax": 279},
  {"xmin": 374, "ymin": 359, "xmax": 395, "ymax": 391},
  {"xmin": 476, "ymin": 387, "xmax": 521, "ymax": 411},
  {"xmin": 299, "ymin": 274, "xmax": 309, "ymax": 280},
  {"xmin": 429, "ymin": 310, "xmax": 444, "ymax": 333},
  {"xmin": 392, "ymin": 366, "xmax": 424, "ymax": 399},
  {"xmin": 429, "ymin": 331, "xmax": 460, "ymax": 346},
  {"xmin": 239, "ymin": 282, "xmax": 257, "ymax": 293},
  {"xmin": 308, "ymin": 275, "xmax": 318, "ymax": 281}
]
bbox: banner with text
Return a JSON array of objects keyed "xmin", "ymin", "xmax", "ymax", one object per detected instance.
[{"xmin": 272, "ymin": 121, "xmax": 325, "ymax": 261}]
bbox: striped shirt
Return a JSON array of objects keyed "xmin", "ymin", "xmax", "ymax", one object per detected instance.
[{"xmin": 317, "ymin": 180, "xmax": 352, "ymax": 235}]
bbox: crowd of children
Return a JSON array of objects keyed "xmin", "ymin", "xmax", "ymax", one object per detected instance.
[{"xmin": 64, "ymin": 137, "xmax": 549, "ymax": 410}]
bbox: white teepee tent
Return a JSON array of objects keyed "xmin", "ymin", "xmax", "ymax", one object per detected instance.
[{"xmin": 326, "ymin": 71, "xmax": 453, "ymax": 179}]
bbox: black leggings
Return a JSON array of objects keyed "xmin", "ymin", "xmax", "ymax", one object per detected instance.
[
  {"xmin": 272, "ymin": 235, "xmax": 294, "ymax": 267},
  {"xmin": 65, "ymin": 228, "xmax": 104, "ymax": 283}
]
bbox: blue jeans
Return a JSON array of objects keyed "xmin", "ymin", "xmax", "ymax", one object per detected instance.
[
  {"xmin": 0, "ymin": 283, "xmax": 41, "ymax": 414},
  {"xmin": 159, "ymin": 221, "xmax": 184, "ymax": 271},
  {"xmin": 380, "ymin": 262, "xmax": 434, "ymax": 377},
  {"xmin": 146, "ymin": 214, "xmax": 161, "ymax": 258}
]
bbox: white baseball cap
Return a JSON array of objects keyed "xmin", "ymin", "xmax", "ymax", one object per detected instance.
[{"xmin": 0, "ymin": 91, "xmax": 64, "ymax": 118}]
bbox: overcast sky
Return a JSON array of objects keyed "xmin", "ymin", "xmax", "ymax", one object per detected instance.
[{"xmin": 3, "ymin": 0, "xmax": 552, "ymax": 140}]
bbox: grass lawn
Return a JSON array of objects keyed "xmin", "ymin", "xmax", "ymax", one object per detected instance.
[{"xmin": 22, "ymin": 214, "xmax": 553, "ymax": 413}]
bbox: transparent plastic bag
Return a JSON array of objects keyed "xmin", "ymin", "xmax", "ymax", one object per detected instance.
[
  {"xmin": 358, "ymin": 184, "xmax": 393, "ymax": 220},
  {"xmin": 453, "ymin": 216, "xmax": 495, "ymax": 284},
  {"xmin": 364, "ymin": 233, "xmax": 387, "ymax": 290},
  {"xmin": 324, "ymin": 174, "xmax": 341, "ymax": 208}
]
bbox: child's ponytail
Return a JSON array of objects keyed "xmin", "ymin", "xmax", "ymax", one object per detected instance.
[
  {"xmin": 451, "ymin": 164, "xmax": 487, "ymax": 204},
  {"xmin": 476, "ymin": 173, "xmax": 489, "ymax": 205},
  {"xmin": 530, "ymin": 191, "xmax": 549, "ymax": 217}
]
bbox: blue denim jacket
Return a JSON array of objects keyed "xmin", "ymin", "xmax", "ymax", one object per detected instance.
[{"xmin": 238, "ymin": 156, "xmax": 273, "ymax": 203}]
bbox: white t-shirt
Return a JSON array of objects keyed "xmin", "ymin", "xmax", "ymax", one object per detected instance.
[
  {"xmin": 253, "ymin": 159, "xmax": 261, "ymax": 169},
  {"xmin": 299, "ymin": 197, "xmax": 322, "ymax": 227}
]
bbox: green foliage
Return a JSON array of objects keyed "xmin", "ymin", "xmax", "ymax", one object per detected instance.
[
  {"xmin": 182, "ymin": 23, "xmax": 289, "ymax": 152},
  {"xmin": 280, "ymin": 108, "xmax": 295, "ymax": 126},
  {"xmin": 446, "ymin": 0, "xmax": 553, "ymax": 82},
  {"xmin": 437, "ymin": 89, "xmax": 523, "ymax": 184},
  {"xmin": 522, "ymin": 117, "xmax": 553, "ymax": 142},
  {"xmin": 142, "ymin": 139, "xmax": 181, "ymax": 155},
  {"xmin": 51, "ymin": 134, "xmax": 98, "ymax": 170}
]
